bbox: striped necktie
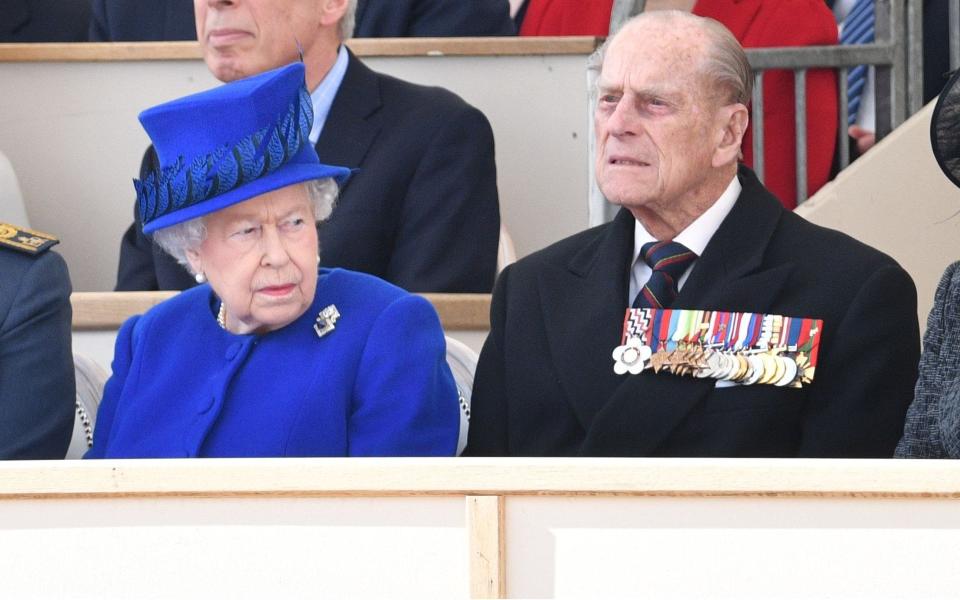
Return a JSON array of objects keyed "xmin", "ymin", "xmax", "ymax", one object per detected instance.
[
  {"xmin": 632, "ymin": 241, "xmax": 698, "ymax": 309},
  {"xmin": 840, "ymin": 0, "xmax": 875, "ymax": 126}
]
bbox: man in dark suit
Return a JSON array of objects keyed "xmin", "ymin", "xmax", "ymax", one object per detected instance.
[
  {"xmin": 465, "ymin": 11, "xmax": 920, "ymax": 458},
  {"xmin": 115, "ymin": 0, "xmax": 500, "ymax": 293},
  {"xmin": 90, "ymin": 0, "xmax": 513, "ymax": 41},
  {"xmin": 0, "ymin": 224, "xmax": 75, "ymax": 459}
]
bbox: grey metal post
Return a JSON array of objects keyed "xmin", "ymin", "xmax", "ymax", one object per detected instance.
[
  {"xmin": 608, "ymin": 0, "xmax": 647, "ymax": 35},
  {"xmin": 794, "ymin": 69, "xmax": 808, "ymax": 204},
  {"xmin": 751, "ymin": 70, "xmax": 765, "ymax": 183},
  {"xmin": 874, "ymin": 0, "xmax": 895, "ymax": 139},
  {"xmin": 951, "ymin": 0, "xmax": 960, "ymax": 71},
  {"xmin": 906, "ymin": 0, "xmax": 924, "ymax": 116},
  {"xmin": 838, "ymin": 67, "xmax": 851, "ymax": 170}
]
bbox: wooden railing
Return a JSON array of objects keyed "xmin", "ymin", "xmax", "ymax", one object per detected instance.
[
  {"xmin": 0, "ymin": 37, "xmax": 601, "ymax": 62},
  {"xmin": 70, "ymin": 291, "xmax": 491, "ymax": 331},
  {"xmin": 0, "ymin": 458, "xmax": 958, "ymax": 598}
]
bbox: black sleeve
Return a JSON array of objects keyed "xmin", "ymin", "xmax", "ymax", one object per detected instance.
[{"xmin": 385, "ymin": 103, "xmax": 500, "ymax": 293}]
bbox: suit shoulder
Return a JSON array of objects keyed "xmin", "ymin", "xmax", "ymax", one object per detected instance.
[
  {"xmin": 135, "ymin": 284, "xmax": 207, "ymax": 327},
  {"xmin": 779, "ymin": 210, "xmax": 907, "ymax": 277},
  {"xmin": 319, "ymin": 267, "xmax": 420, "ymax": 311},
  {"xmin": 0, "ymin": 249, "xmax": 70, "ymax": 321},
  {"xmin": 373, "ymin": 69, "xmax": 483, "ymax": 119}
]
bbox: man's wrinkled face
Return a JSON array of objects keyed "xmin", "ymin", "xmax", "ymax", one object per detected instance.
[
  {"xmin": 594, "ymin": 23, "xmax": 722, "ymax": 215},
  {"xmin": 195, "ymin": 0, "xmax": 325, "ymax": 82}
]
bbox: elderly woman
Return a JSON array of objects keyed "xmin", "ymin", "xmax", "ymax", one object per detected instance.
[
  {"xmin": 895, "ymin": 68, "xmax": 960, "ymax": 458},
  {"xmin": 87, "ymin": 63, "xmax": 459, "ymax": 458}
]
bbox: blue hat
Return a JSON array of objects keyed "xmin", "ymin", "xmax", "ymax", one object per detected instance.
[{"xmin": 134, "ymin": 62, "xmax": 351, "ymax": 234}]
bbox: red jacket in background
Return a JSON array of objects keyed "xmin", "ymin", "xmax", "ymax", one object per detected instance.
[
  {"xmin": 694, "ymin": 0, "xmax": 839, "ymax": 209},
  {"xmin": 518, "ymin": 0, "xmax": 613, "ymax": 36}
]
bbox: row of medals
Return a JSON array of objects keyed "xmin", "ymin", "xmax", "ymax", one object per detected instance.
[{"xmin": 620, "ymin": 341, "xmax": 815, "ymax": 388}]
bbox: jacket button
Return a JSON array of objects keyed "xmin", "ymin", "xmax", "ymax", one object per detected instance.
[{"xmin": 225, "ymin": 343, "xmax": 241, "ymax": 360}]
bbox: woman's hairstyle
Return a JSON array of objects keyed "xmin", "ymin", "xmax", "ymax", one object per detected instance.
[{"xmin": 153, "ymin": 178, "xmax": 338, "ymax": 272}]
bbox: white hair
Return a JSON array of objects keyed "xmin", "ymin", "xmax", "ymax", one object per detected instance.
[
  {"xmin": 590, "ymin": 10, "xmax": 752, "ymax": 106},
  {"xmin": 153, "ymin": 177, "xmax": 338, "ymax": 272},
  {"xmin": 339, "ymin": 0, "xmax": 357, "ymax": 41}
]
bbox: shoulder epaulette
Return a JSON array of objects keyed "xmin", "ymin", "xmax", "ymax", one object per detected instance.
[{"xmin": 0, "ymin": 222, "xmax": 59, "ymax": 256}]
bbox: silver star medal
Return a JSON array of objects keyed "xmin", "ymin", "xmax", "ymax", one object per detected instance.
[
  {"xmin": 314, "ymin": 304, "xmax": 340, "ymax": 338},
  {"xmin": 612, "ymin": 336, "xmax": 652, "ymax": 375}
]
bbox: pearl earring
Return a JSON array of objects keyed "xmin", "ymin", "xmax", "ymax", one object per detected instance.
[{"xmin": 195, "ymin": 272, "xmax": 207, "ymax": 284}]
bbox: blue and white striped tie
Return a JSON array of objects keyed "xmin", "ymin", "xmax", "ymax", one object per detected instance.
[{"xmin": 840, "ymin": 0, "xmax": 875, "ymax": 126}]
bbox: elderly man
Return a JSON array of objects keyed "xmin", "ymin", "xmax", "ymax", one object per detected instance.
[
  {"xmin": 466, "ymin": 11, "xmax": 919, "ymax": 458},
  {"xmin": 116, "ymin": 0, "xmax": 500, "ymax": 293}
]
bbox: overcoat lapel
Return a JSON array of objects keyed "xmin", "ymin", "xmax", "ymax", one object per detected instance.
[
  {"xmin": 314, "ymin": 50, "xmax": 382, "ymax": 196},
  {"xmin": 538, "ymin": 208, "xmax": 636, "ymax": 431},
  {"xmin": 581, "ymin": 166, "xmax": 795, "ymax": 455}
]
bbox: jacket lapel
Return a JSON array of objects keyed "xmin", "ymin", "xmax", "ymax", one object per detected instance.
[
  {"xmin": 581, "ymin": 166, "xmax": 795, "ymax": 455},
  {"xmin": 314, "ymin": 49, "xmax": 382, "ymax": 196},
  {"xmin": 538, "ymin": 208, "xmax": 636, "ymax": 431}
]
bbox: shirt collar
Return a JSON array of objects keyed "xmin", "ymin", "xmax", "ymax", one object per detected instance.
[
  {"xmin": 632, "ymin": 174, "xmax": 742, "ymax": 265},
  {"xmin": 308, "ymin": 44, "xmax": 350, "ymax": 145}
]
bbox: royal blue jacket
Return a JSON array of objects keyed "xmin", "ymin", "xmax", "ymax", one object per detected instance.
[{"xmin": 87, "ymin": 268, "xmax": 459, "ymax": 458}]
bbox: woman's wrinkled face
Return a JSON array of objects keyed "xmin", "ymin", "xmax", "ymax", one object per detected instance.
[{"xmin": 188, "ymin": 184, "xmax": 318, "ymax": 334}]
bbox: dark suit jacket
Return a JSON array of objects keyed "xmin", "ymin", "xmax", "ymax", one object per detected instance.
[
  {"xmin": 88, "ymin": 0, "xmax": 513, "ymax": 41},
  {"xmin": 1, "ymin": 0, "xmax": 91, "ymax": 42},
  {"xmin": 356, "ymin": 0, "xmax": 515, "ymax": 36},
  {"xmin": 466, "ymin": 166, "xmax": 920, "ymax": 457},
  {"xmin": 116, "ymin": 50, "xmax": 500, "ymax": 293},
  {"xmin": 0, "ymin": 247, "xmax": 75, "ymax": 459},
  {"xmin": 88, "ymin": 0, "xmax": 195, "ymax": 41}
]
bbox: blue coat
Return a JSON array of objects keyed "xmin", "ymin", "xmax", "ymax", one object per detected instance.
[{"xmin": 87, "ymin": 268, "xmax": 459, "ymax": 458}]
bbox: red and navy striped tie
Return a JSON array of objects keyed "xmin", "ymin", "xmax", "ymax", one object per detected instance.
[{"xmin": 632, "ymin": 241, "xmax": 698, "ymax": 309}]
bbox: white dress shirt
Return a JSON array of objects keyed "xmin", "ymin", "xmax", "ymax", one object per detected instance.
[
  {"xmin": 628, "ymin": 175, "xmax": 742, "ymax": 304},
  {"xmin": 308, "ymin": 44, "xmax": 350, "ymax": 145}
]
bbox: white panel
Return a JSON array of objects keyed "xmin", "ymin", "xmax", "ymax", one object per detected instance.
[
  {"xmin": 507, "ymin": 496, "xmax": 960, "ymax": 599},
  {"xmin": 0, "ymin": 496, "xmax": 466, "ymax": 599}
]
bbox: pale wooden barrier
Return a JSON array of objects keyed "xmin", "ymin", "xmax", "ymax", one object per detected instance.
[
  {"xmin": 70, "ymin": 292, "xmax": 491, "ymax": 368},
  {"xmin": 1, "ymin": 458, "xmax": 959, "ymax": 598},
  {"xmin": 0, "ymin": 37, "xmax": 599, "ymax": 61},
  {"xmin": 0, "ymin": 39, "xmax": 599, "ymax": 292},
  {"xmin": 70, "ymin": 291, "xmax": 490, "ymax": 331}
]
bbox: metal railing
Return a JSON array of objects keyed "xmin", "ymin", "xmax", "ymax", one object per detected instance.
[{"xmin": 590, "ymin": 0, "xmax": 948, "ymax": 225}]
